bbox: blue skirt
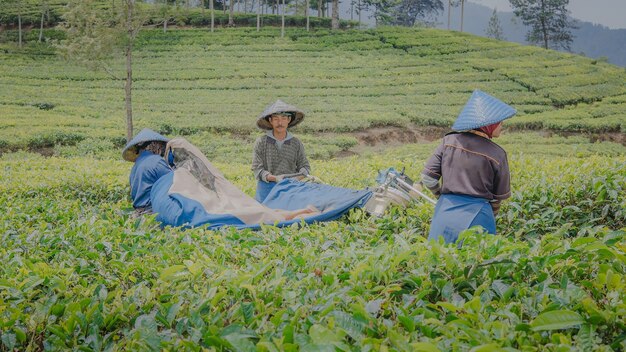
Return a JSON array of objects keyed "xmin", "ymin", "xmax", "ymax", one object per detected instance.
[
  {"xmin": 255, "ymin": 180, "xmax": 276, "ymax": 203},
  {"xmin": 428, "ymin": 194, "xmax": 496, "ymax": 244}
]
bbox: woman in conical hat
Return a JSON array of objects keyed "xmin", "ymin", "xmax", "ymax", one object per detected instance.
[
  {"xmin": 252, "ymin": 99, "xmax": 311, "ymax": 202},
  {"xmin": 421, "ymin": 90, "xmax": 516, "ymax": 244},
  {"xmin": 122, "ymin": 128, "xmax": 172, "ymax": 215}
]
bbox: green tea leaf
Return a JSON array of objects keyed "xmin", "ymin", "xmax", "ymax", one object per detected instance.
[{"xmin": 530, "ymin": 310, "xmax": 584, "ymax": 331}]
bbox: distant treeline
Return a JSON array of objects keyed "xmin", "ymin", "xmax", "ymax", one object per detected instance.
[{"xmin": 0, "ymin": 5, "xmax": 358, "ymax": 31}]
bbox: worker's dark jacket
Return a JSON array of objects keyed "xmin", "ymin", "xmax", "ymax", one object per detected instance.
[
  {"xmin": 422, "ymin": 132, "xmax": 511, "ymax": 201},
  {"xmin": 422, "ymin": 132, "xmax": 511, "ymax": 244}
]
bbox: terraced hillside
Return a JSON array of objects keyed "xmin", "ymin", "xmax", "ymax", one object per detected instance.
[
  {"xmin": 1, "ymin": 27, "xmax": 625, "ymax": 351},
  {"xmin": 1, "ymin": 27, "xmax": 625, "ymax": 161}
]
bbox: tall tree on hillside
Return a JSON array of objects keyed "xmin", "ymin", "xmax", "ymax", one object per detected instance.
[
  {"xmin": 156, "ymin": 0, "xmax": 177, "ymax": 32},
  {"xmin": 361, "ymin": 0, "xmax": 393, "ymax": 25},
  {"xmin": 509, "ymin": 0, "xmax": 576, "ymax": 50},
  {"xmin": 211, "ymin": 0, "xmax": 215, "ymax": 31},
  {"xmin": 39, "ymin": 0, "xmax": 50, "ymax": 42},
  {"xmin": 256, "ymin": 0, "xmax": 261, "ymax": 31},
  {"xmin": 59, "ymin": 0, "xmax": 149, "ymax": 141},
  {"xmin": 331, "ymin": 0, "xmax": 338, "ymax": 29},
  {"xmin": 305, "ymin": 0, "xmax": 309, "ymax": 30},
  {"xmin": 229, "ymin": 0, "xmax": 235, "ymax": 25},
  {"xmin": 446, "ymin": 0, "xmax": 451, "ymax": 29},
  {"xmin": 485, "ymin": 8, "xmax": 505, "ymax": 40},
  {"xmin": 459, "ymin": 0, "xmax": 464, "ymax": 31},
  {"xmin": 281, "ymin": 0, "xmax": 285, "ymax": 36},
  {"xmin": 4, "ymin": 0, "xmax": 24, "ymax": 47}
]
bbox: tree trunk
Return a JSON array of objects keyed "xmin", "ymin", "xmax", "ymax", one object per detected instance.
[
  {"xmin": 460, "ymin": 0, "xmax": 464, "ymax": 32},
  {"xmin": 281, "ymin": 0, "xmax": 285, "ymax": 37},
  {"xmin": 18, "ymin": 13, "xmax": 22, "ymax": 48},
  {"xmin": 447, "ymin": 0, "xmax": 451, "ymax": 30},
  {"xmin": 210, "ymin": 0, "xmax": 214, "ymax": 32},
  {"xmin": 317, "ymin": 0, "xmax": 321, "ymax": 17},
  {"xmin": 163, "ymin": 18, "xmax": 167, "ymax": 32},
  {"xmin": 256, "ymin": 0, "xmax": 260, "ymax": 31},
  {"xmin": 350, "ymin": 0, "xmax": 353, "ymax": 20},
  {"xmin": 39, "ymin": 10, "xmax": 45, "ymax": 42},
  {"xmin": 540, "ymin": 0, "xmax": 548, "ymax": 49},
  {"xmin": 305, "ymin": 0, "xmax": 309, "ymax": 30},
  {"xmin": 125, "ymin": 26, "xmax": 134, "ymax": 141},
  {"xmin": 357, "ymin": 0, "xmax": 361, "ymax": 28},
  {"xmin": 331, "ymin": 0, "xmax": 338, "ymax": 29},
  {"xmin": 229, "ymin": 0, "xmax": 235, "ymax": 25}
]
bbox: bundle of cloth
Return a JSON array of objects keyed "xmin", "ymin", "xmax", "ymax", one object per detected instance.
[{"xmin": 150, "ymin": 138, "xmax": 372, "ymax": 230}]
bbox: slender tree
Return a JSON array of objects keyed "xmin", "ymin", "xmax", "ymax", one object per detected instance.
[
  {"xmin": 211, "ymin": 0, "xmax": 215, "ymax": 31},
  {"xmin": 305, "ymin": 0, "xmax": 309, "ymax": 30},
  {"xmin": 460, "ymin": 0, "xmax": 464, "ymax": 31},
  {"xmin": 59, "ymin": 0, "xmax": 148, "ymax": 141},
  {"xmin": 509, "ymin": 0, "xmax": 576, "ymax": 50},
  {"xmin": 331, "ymin": 0, "xmax": 339, "ymax": 29},
  {"xmin": 4, "ymin": 0, "xmax": 25, "ymax": 47},
  {"xmin": 256, "ymin": 0, "xmax": 261, "ymax": 30},
  {"xmin": 39, "ymin": 0, "xmax": 50, "ymax": 42},
  {"xmin": 156, "ymin": 0, "xmax": 174, "ymax": 32},
  {"xmin": 446, "ymin": 0, "xmax": 451, "ymax": 30},
  {"xmin": 228, "ymin": 0, "xmax": 235, "ymax": 25},
  {"xmin": 485, "ymin": 8, "xmax": 505, "ymax": 40},
  {"xmin": 281, "ymin": 0, "xmax": 285, "ymax": 37}
]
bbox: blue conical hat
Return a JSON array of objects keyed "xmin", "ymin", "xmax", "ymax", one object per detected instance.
[
  {"xmin": 451, "ymin": 90, "xmax": 516, "ymax": 131},
  {"xmin": 122, "ymin": 128, "xmax": 169, "ymax": 162}
]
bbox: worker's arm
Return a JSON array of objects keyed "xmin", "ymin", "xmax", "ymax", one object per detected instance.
[
  {"xmin": 421, "ymin": 174, "xmax": 441, "ymax": 198},
  {"xmin": 421, "ymin": 141, "xmax": 444, "ymax": 198},
  {"xmin": 252, "ymin": 137, "xmax": 273, "ymax": 182}
]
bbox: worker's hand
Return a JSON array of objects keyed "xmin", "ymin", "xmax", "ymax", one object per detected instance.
[
  {"xmin": 275, "ymin": 175, "xmax": 284, "ymax": 182},
  {"xmin": 267, "ymin": 175, "xmax": 277, "ymax": 182}
]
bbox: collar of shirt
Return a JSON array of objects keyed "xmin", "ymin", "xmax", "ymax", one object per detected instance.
[{"xmin": 266, "ymin": 131, "xmax": 293, "ymax": 149}]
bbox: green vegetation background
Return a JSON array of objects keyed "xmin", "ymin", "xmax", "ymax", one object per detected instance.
[{"xmin": 1, "ymin": 24, "xmax": 625, "ymax": 351}]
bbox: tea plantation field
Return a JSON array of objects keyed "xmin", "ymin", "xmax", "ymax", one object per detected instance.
[
  {"xmin": 1, "ymin": 27, "xmax": 626, "ymax": 160},
  {"xmin": 1, "ymin": 27, "xmax": 625, "ymax": 351}
]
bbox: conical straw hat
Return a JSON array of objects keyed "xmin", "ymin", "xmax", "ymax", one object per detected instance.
[{"xmin": 256, "ymin": 99, "xmax": 305, "ymax": 130}]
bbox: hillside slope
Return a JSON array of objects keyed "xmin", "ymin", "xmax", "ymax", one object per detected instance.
[{"xmin": 1, "ymin": 27, "xmax": 625, "ymax": 160}]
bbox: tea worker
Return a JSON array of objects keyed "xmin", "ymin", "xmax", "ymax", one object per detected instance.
[
  {"xmin": 421, "ymin": 90, "xmax": 516, "ymax": 244},
  {"xmin": 122, "ymin": 128, "xmax": 172, "ymax": 215},
  {"xmin": 252, "ymin": 99, "xmax": 311, "ymax": 202}
]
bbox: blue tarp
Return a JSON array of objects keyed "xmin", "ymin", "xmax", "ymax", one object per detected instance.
[{"xmin": 151, "ymin": 175, "xmax": 372, "ymax": 230}]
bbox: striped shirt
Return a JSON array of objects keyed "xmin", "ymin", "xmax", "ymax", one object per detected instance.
[{"xmin": 252, "ymin": 134, "xmax": 311, "ymax": 182}]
